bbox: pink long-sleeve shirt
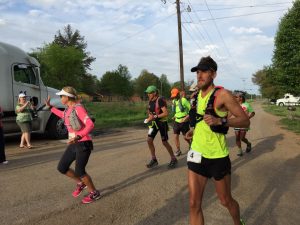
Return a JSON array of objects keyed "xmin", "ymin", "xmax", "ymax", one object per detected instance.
[{"xmin": 51, "ymin": 105, "xmax": 94, "ymax": 141}]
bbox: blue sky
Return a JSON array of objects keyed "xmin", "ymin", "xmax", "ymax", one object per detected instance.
[{"xmin": 0, "ymin": 0, "xmax": 294, "ymax": 94}]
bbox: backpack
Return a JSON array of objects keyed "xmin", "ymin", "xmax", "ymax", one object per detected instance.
[
  {"xmin": 63, "ymin": 104, "xmax": 83, "ymax": 131},
  {"xmin": 153, "ymin": 97, "xmax": 166, "ymax": 115},
  {"xmin": 189, "ymin": 86, "xmax": 229, "ymax": 134},
  {"xmin": 172, "ymin": 98, "xmax": 186, "ymax": 113}
]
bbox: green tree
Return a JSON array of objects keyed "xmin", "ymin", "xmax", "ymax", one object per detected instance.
[
  {"xmin": 99, "ymin": 65, "xmax": 133, "ymax": 98},
  {"xmin": 134, "ymin": 70, "xmax": 159, "ymax": 98},
  {"xmin": 29, "ymin": 25, "xmax": 98, "ymax": 94},
  {"xmin": 159, "ymin": 74, "xmax": 171, "ymax": 98},
  {"xmin": 272, "ymin": 0, "xmax": 300, "ymax": 95},
  {"xmin": 252, "ymin": 66, "xmax": 282, "ymax": 98},
  {"xmin": 81, "ymin": 73, "xmax": 99, "ymax": 95},
  {"xmin": 34, "ymin": 44, "xmax": 85, "ymax": 89},
  {"xmin": 53, "ymin": 24, "xmax": 95, "ymax": 71},
  {"xmin": 171, "ymin": 81, "xmax": 190, "ymax": 93}
]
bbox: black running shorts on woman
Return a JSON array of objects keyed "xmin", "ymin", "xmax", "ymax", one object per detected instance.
[
  {"xmin": 57, "ymin": 141, "xmax": 93, "ymax": 178},
  {"xmin": 187, "ymin": 155, "xmax": 231, "ymax": 181}
]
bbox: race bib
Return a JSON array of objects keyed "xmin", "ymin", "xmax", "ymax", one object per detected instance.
[
  {"xmin": 68, "ymin": 132, "xmax": 75, "ymax": 140},
  {"xmin": 187, "ymin": 149, "xmax": 202, "ymax": 163}
]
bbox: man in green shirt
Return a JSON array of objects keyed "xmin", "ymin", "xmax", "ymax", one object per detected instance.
[
  {"xmin": 171, "ymin": 88, "xmax": 191, "ymax": 156},
  {"xmin": 185, "ymin": 56, "xmax": 249, "ymax": 225}
]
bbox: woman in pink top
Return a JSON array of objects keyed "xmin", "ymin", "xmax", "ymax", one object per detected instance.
[{"xmin": 45, "ymin": 86, "xmax": 100, "ymax": 204}]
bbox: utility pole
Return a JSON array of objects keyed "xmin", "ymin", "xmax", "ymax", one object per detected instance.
[{"xmin": 176, "ymin": 0, "xmax": 185, "ymax": 91}]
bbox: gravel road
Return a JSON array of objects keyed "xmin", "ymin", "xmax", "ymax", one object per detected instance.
[{"xmin": 1, "ymin": 102, "xmax": 299, "ymax": 225}]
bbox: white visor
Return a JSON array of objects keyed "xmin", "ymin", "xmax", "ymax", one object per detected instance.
[
  {"xmin": 56, "ymin": 89, "xmax": 75, "ymax": 98},
  {"xmin": 19, "ymin": 93, "xmax": 26, "ymax": 98},
  {"xmin": 189, "ymin": 82, "xmax": 198, "ymax": 92}
]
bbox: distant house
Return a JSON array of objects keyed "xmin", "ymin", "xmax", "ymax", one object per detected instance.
[
  {"xmin": 130, "ymin": 95, "xmax": 142, "ymax": 102},
  {"xmin": 78, "ymin": 92, "xmax": 93, "ymax": 102}
]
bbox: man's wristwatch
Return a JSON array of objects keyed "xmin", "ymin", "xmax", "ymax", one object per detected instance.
[{"xmin": 221, "ymin": 118, "xmax": 228, "ymax": 126}]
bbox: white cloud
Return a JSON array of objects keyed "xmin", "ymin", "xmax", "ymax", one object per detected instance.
[
  {"xmin": 0, "ymin": 18, "xmax": 6, "ymax": 26},
  {"xmin": 0, "ymin": 0, "xmax": 294, "ymax": 94},
  {"xmin": 194, "ymin": 44, "xmax": 219, "ymax": 55},
  {"xmin": 229, "ymin": 26, "xmax": 262, "ymax": 34},
  {"xmin": 28, "ymin": 9, "xmax": 43, "ymax": 17}
]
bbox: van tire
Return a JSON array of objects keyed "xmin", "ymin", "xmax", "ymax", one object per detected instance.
[
  {"xmin": 278, "ymin": 102, "xmax": 284, "ymax": 106},
  {"xmin": 47, "ymin": 114, "xmax": 68, "ymax": 139}
]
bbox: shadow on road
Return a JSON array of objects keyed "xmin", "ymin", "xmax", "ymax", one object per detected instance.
[
  {"xmin": 1, "ymin": 137, "xmax": 145, "ymax": 171},
  {"xmin": 243, "ymin": 154, "xmax": 300, "ymax": 224},
  {"xmin": 100, "ymin": 156, "xmax": 188, "ymax": 198},
  {"xmin": 231, "ymin": 134, "xmax": 284, "ymax": 169},
  {"xmin": 130, "ymin": 134, "xmax": 284, "ymax": 225}
]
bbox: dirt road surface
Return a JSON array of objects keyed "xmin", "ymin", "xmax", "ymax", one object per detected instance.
[{"xmin": 1, "ymin": 102, "xmax": 300, "ymax": 225}]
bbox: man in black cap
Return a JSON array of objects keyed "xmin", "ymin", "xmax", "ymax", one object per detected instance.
[{"xmin": 186, "ymin": 56, "xmax": 249, "ymax": 225}]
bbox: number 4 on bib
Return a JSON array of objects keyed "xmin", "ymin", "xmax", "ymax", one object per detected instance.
[{"xmin": 187, "ymin": 150, "xmax": 202, "ymax": 163}]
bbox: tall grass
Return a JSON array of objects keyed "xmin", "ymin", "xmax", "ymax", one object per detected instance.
[
  {"xmin": 85, "ymin": 101, "xmax": 149, "ymax": 129},
  {"xmin": 263, "ymin": 104, "xmax": 300, "ymax": 134}
]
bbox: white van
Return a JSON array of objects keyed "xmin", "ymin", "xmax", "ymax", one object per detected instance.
[
  {"xmin": 0, "ymin": 42, "xmax": 67, "ymax": 139},
  {"xmin": 276, "ymin": 93, "xmax": 300, "ymax": 106}
]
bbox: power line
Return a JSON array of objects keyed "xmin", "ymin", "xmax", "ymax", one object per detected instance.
[
  {"xmin": 99, "ymin": 12, "xmax": 176, "ymax": 51},
  {"xmin": 190, "ymin": 9, "xmax": 288, "ymax": 22},
  {"xmin": 181, "ymin": 18, "xmax": 242, "ymax": 88},
  {"xmin": 191, "ymin": 2, "xmax": 293, "ymax": 12},
  {"xmin": 188, "ymin": 0, "xmax": 241, "ymax": 81}
]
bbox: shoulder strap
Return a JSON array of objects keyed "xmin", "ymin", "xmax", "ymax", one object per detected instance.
[
  {"xmin": 63, "ymin": 104, "xmax": 82, "ymax": 119},
  {"xmin": 205, "ymin": 86, "xmax": 224, "ymax": 116},
  {"xmin": 155, "ymin": 97, "xmax": 161, "ymax": 115},
  {"xmin": 178, "ymin": 98, "xmax": 186, "ymax": 112},
  {"xmin": 73, "ymin": 103, "xmax": 82, "ymax": 114}
]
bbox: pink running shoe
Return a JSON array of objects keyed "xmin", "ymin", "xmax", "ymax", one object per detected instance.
[
  {"xmin": 72, "ymin": 182, "xmax": 87, "ymax": 198},
  {"xmin": 82, "ymin": 190, "xmax": 101, "ymax": 204}
]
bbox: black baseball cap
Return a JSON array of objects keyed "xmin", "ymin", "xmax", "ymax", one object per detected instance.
[{"xmin": 191, "ymin": 56, "xmax": 217, "ymax": 72}]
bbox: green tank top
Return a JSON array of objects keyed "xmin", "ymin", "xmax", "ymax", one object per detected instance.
[
  {"xmin": 173, "ymin": 97, "xmax": 190, "ymax": 123},
  {"xmin": 190, "ymin": 89, "xmax": 229, "ymax": 159}
]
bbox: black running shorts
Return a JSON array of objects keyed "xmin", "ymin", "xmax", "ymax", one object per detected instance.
[
  {"xmin": 148, "ymin": 120, "xmax": 169, "ymax": 141},
  {"xmin": 173, "ymin": 121, "xmax": 190, "ymax": 135},
  {"xmin": 57, "ymin": 141, "xmax": 93, "ymax": 178},
  {"xmin": 187, "ymin": 155, "xmax": 231, "ymax": 181}
]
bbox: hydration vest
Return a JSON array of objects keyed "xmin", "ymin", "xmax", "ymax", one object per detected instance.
[
  {"xmin": 189, "ymin": 86, "xmax": 229, "ymax": 134},
  {"xmin": 63, "ymin": 104, "xmax": 83, "ymax": 131},
  {"xmin": 148, "ymin": 97, "xmax": 168, "ymax": 122},
  {"xmin": 172, "ymin": 98, "xmax": 186, "ymax": 113}
]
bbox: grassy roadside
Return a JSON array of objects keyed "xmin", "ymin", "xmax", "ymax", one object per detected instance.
[
  {"xmin": 85, "ymin": 101, "xmax": 149, "ymax": 130},
  {"xmin": 262, "ymin": 104, "xmax": 300, "ymax": 134}
]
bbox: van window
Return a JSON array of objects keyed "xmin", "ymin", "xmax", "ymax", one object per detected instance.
[{"xmin": 14, "ymin": 65, "xmax": 38, "ymax": 85}]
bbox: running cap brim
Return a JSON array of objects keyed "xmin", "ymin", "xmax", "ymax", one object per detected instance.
[{"xmin": 56, "ymin": 89, "xmax": 75, "ymax": 98}]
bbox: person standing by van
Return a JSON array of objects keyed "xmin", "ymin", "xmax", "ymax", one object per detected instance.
[
  {"xmin": 0, "ymin": 106, "xmax": 8, "ymax": 164},
  {"xmin": 15, "ymin": 93, "xmax": 33, "ymax": 149},
  {"xmin": 170, "ymin": 88, "xmax": 191, "ymax": 156},
  {"xmin": 45, "ymin": 86, "xmax": 100, "ymax": 204}
]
